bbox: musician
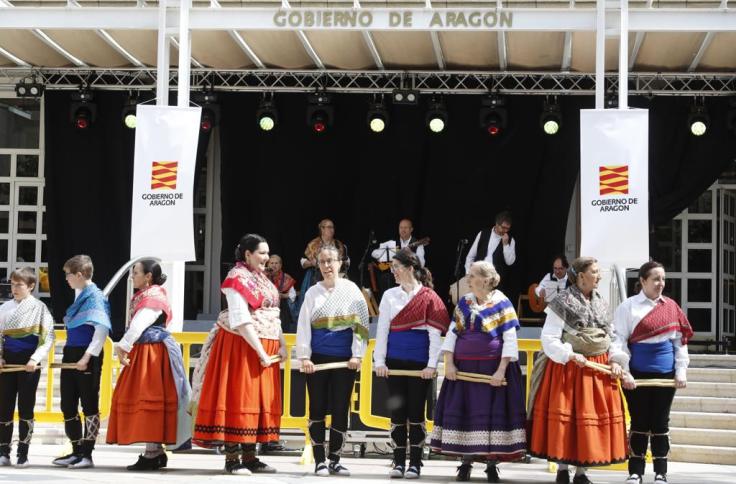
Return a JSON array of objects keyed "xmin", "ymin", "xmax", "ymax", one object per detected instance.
[
  {"xmin": 371, "ymin": 219, "xmax": 427, "ymax": 300},
  {"xmin": 465, "ymin": 211, "xmax": 516, "ymax": 295},
  {"xmin": 372, "ymin": 219, "xmax": 426, "ymax": 267},
  {"xmin": 535, "ymin": 255, "xmax": 571, "ymax": 303}
]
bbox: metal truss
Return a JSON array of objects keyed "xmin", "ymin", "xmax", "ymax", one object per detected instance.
[{"xmin": 1, "ymin": 68, "xmax": 735, "ymax": 96}]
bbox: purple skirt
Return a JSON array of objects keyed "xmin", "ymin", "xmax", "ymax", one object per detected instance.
[{"xmin": 429, "ymin": 358, "xmax": 527, "ymax": 460}]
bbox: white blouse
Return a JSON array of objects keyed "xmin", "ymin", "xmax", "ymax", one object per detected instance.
[
  {"xmin": 373, "ymin": 285, "xmax": 442, "ymax": 369},
  {"xmin": 117, "ymin": 308, "xmax": 163, "ymax": 353},
  {"xmin": 296, "ymin": 279, "xmax": 366, "ymax": 360},
  {"xmin": 610, "ymin": 291, "xmax": 689, "ymax": 380}
]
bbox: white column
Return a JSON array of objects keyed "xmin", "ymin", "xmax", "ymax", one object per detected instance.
[
  {"xmin": 619, "ymin": 0, "xmax": 629, "ymax": 109},
  {"xmin": 595, "ymin": 0, "xmax": 605, "ymax": 109}
]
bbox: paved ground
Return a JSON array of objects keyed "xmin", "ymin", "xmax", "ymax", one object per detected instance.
[{"xmin": 2, "ymin": 445, "xmax": 735, "ymax": 483}]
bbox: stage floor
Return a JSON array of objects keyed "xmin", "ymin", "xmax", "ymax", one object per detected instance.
[{"xmin": 2, "ymin": 444, "xmax": 734, "ymax": 483}]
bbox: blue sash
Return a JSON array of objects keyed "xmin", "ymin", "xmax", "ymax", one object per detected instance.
[
  {"xmin": 311, "ymin": 327, "xmax": 353, "ymax": 357},
  {"xmin": 4, "ymin": 334, "xmax": 37, "ymax": 353},
  {"xmin": 67, "ymin": 324, "xmax": 95, "ymax": 348},
  {"xmin": 630, "ymin": 340, "xmax": 675, "ymax": 373},
  {"xmin": 387, "ymin": 330, "xmax": 429, "ymax": 363}
]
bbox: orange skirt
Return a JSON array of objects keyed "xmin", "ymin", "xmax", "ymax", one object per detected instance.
[
  {"xmin": 106, "ymin": 342, "xmax": 178, "ymax": 445},
  {"xmin": 193, "ymin": 330, "xmax": 281, "ymax": 446},
  {"xmin": 528, "ymin": 353, "xmax": 627, "ymax": 467}
]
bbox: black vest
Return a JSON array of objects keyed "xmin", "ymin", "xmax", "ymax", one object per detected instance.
[
  {"xmin": 474, "ymin": 229, "xmax": 514, "ymax": 287},
  {"xmin": 548, "ymin": 273, "xmax": 573, "ymax": 289}
]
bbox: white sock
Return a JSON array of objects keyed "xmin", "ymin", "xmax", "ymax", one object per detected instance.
[
  {"xmin": 144, "ymin": 443, "xmax": 164, "ymax": 458},
  {"xmin": 575, "ymin": 466, "xmax": 587, "ymax": 476},
  {"xmin": 558, "ymin": 463, "xmax": 569, "ymax": 471}
]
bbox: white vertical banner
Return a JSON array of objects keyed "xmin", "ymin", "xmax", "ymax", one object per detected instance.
[
  {"xmin": 580, "ymin": 109, "xmax": 649, "ymax": 269},
  {"xmin": 130, "ymin": 105, "xmax": 201, "ymax": 261}
]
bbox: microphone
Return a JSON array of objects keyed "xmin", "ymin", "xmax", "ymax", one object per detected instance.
[
  {"xmin": 368, "ymin": 229, "xmax": 377, "ymax": 244},
  {"xmin": 456, "ymin": 238, "xmax": 469, "ymax": 252},
  {"xmin": 459, "ymin": 238, "xmax": 469, "ymax": 245}
]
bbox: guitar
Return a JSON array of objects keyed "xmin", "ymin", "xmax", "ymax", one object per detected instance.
[{"xmin": 376, "ymin": 237, "xmax": 431, "ymax": 271}]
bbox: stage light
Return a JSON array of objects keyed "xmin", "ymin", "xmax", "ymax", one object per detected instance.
[
  {"xmin": 540, "ymin": 97, "xmax": 562, "ymax": 135},
  {"xmin": 70, "ymin": 90, "xmax": 96, "ymax": 130},
  {"xmin": 392, "ymin": 89, "xmax": 419, "ymax": 105},
  {"xmin": 479, "ymin": 95, "xmax": 507, "ymax": 136},
  {"xmin": 306, "ymin": 92, "xmax": 333, "ymax": 133},
  {"xmin": 15, "ymin": 78, "xmax": 44, "ymax": 98},
  {"xmin": 688, "ymin": 98, "xmax": 709, "ymax": 137},
  {"xmin": 122, "ymin": 93, "xmax": 138, "ymax": 129},
  {"xmin": 256, "ymin": 97, "xmax": 278, "ymax": 132},
  {"xmin": 193, "ymin": 91, "xmax": 219, "ymax": 133},
  {"xmin": 425, "ymin": 97, "xmax": 447, "ymax": 133},
  {"xmin": 367, "ymin": 99, "xmax": 389, "ymax": 133}
]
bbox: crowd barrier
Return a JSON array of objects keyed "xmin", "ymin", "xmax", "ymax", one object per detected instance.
[{"xmin": 21, "ymin": 330, "xmax": 628, "ymax": 469}]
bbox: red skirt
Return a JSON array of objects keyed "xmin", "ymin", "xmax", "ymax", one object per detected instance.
[
  {"xmin": 193, "ymin": 330, "xmax": 281, "ymax": 446},
  {"xmin": 528, "ymin": 353, "xmax": 627, "ymax": 467},
  {"xmin": 106, "ymin": 342, "xmax": 178, "ymax": 445}
]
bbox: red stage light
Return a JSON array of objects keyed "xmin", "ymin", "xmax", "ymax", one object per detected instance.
[
  {"xmin": 313, "ymin": 121, "xmax": 326, "ymax": 133},
  {"xmin": 201, "ymin": 117, "xmax": 212, "ymax": 132},
  {"xmin": 487, "ymin": 125, "xmax": 500, "ymax": 136}
]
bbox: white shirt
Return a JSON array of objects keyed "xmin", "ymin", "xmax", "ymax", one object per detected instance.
[
  {"xmin": 117, "ymin": 308, "xmax": 163, "ymax": 353},
  {"xmin": 534, "ymin": 273, "xmax": 569, "ymax": 303},
  {"xmin": 373, "ymin": 285, "xmax": 442, "ymax": 368},
  {"xmin": 464, "ymin": 229, "xmax": 516, "ymax": 274},
  {"xmin": 296, "ymin": 279, "xmax": 366, "ymax": 360},
  {"xmin": 0, "ymin": 297, "xmax": 55, "ymax": 363},
  {"xmin": 440, "ymin": 292, "xmax": 519, "ymax": 361},
  {"xmin": 72, "ymin": 285, "xmax": 109, "ymax": 357},
  {"xmin": 223, "ymin": 288, "xmax": 253, "ymax": 328},
  {"xmin": 610, "ymin": 291, "xmax": 689, "ymax": 380},
  {"xmin": 372, "ymin": 238, "xmax": 426, "ymax": 267}
]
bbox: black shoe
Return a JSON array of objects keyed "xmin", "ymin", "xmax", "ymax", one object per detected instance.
[
  {"xmin": 243, "ymin": 458, "xmax": 276, "ymax": 473},
  {"xmin": 126, "ymin": 453, "xmax": 167, "ymax": 471},
  {"xmin": 485, "ymin": 463, "xmax": 500, "ymax": 483},
  {"xmin": 225, "ymin": 459, "xmax": 252, "ymax": 475},
  {"xmin": 556, "ymin": 469, "xmax": 571, "ymax": 484},
  {"xmin": 572, "ymin": 474, "xmax": 594, "ymax": 484},
  {"xmin": 456, "ymin": 462, "xmax": 472, "ymax": 482}
]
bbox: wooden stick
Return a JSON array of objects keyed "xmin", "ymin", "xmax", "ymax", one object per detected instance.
[
  {"xmin": 309, "ymin": 361, "xmax": 351, "ymax": 372},
  {"xmin": 0, "ymin": 364, "xmax": 41, "ymax": 373},
  {"xmin": 387, "ymin": 369, "xmax": 426, "ymax": 378},
  {"xmin": 585, "ymin": 361, "xmax": 612, "ymax": 371},
  {"xmin": 456, "ymin": 371, "xmax": 507, "ymax": 386},
  {"xmin": 633, "ymin": 379, "xmax": 677, "ymax": 387},
  {"xmin": 456, "ymin": 374, "xmax": 508, "ymax": 386},
  {"xmin": 584, "ymin": 360, "xmax": 613, "ymax": 375},
  {"xmin": 269, "ymin": 355, "xmax": 281, "ymax": 363},
  {"xmin": 50, "ymin": 363, "xmax": 80, "ymax": 370}
]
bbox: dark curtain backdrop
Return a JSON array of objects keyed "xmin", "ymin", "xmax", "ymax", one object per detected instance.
[
  {"xmin": 43, "ymin": 91, "xmax": 736, "ymax": 331},
  {"xmin": 44, "ymin": 91, "xmax": 210, "ymax": 338},
  {"xmin": 219, "ymin": 93, "xmax": 586, "ymax": 304}
]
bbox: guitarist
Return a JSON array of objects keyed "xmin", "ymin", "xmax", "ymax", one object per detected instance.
[{"xmin": 371, "ymin": 219, "xmax": 429, "ymax": 300}]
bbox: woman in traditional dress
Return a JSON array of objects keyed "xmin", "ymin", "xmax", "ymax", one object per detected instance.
[
  {"xmin": 192, "ymin": 234, "xmax": 286, "ymax": 475},
  {"xmin": 267, "ymin": 254, "xmax": 298, "ymax": 333},
  {"xmin": 0, "ymin": 267, "xmax": 54, "ymax": 468},
  {"xmin": 107, "ymin": 260, "xmax": 191, "ymax": 471},
  {"xmin": 527, "ymin": 257, "xmax": 627, "ymax": 484},
  {"xmin": 610, "ymin": 261, "xmax": 691, "ymax": 484},
  {"xmin": 297, "ymin": 219, "xmax": 350, "ymax": 311},
  {"xmin": 429, "ymin": 261, "xmax": 526, "ymax": 483},
  {"xmin": 297, "ymin": 245, "xmax": 369, "ymax": 477},
  {"xmin": 373, "ymin": 249, "xmax": 449, "ymax": 479}
]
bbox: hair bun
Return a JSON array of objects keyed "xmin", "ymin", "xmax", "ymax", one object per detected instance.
[{"xmin": 156, "ymin": 273, "xmax": 167, "ymax": 285}]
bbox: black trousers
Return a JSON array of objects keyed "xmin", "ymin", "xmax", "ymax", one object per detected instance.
[
  {"xmin": 386, "ymin": 358, "xmax": 431, "ymax": 467},
  {"xmin": 0, "ymin": 349, "xmax": 40, "ymax": 458},
  {"xmin": 305, "ymin": 353, "xmax": 356, "ymax": 463},
  {"xmin": 60, "ymin": 346, "xmax": 103, "ymax": 457},
  {"xmin": 623, "ymin": 370, "xmax": 676, "ymax": 476}
]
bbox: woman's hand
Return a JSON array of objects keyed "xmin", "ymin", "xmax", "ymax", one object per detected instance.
[
  {"xmin": 76, "ymin": 355, "xmax": 90, "ymax": 372},
  {"xmin": 621, "ymin": 374, "xmax": 636, "ymax": 390},
  {"xmin": 259, "ymin": 354, "xmax": 273, "ymax": 368},
  {"xmin": 301, "ymin": 359, "xmax": 315, "ymax": 374},
  {"xmin": 675, "ymin": 376, "xmax": 687, "ymax": 389},
  {"xmin": 115, "ymin": 346, "xmax": 130, "ymax": 367},
  {"xmin": 569, "ymin": 353, "xmax": 587, "ymax": 368},
  {"xmin": 610, "ymin": 362, "xmax": 624, "ymax": 379},
  {"xmin": 278, "ymin": 345, "xmax": 288, "ymax": 363},
  {"xmin": 489, "ymin": 369, "xmax": 506, "ymax": 387},
  {"xmin": 444, "ymin": 361, "xmax": 457, "ymax": 381},
  {"xmin": 421, "ymin": 367, "xmax": 436, "ymax": 380},
  {"xmin": 347, "ymin": 357, "xmax": 361, "ymax": 370},
  {"xmin": 375, "ymin": 365, "xmax": 389, "ymax": 378},
  {"xmin": 25, "ymin": 359, "xmax": 38, "ymax": 372}
]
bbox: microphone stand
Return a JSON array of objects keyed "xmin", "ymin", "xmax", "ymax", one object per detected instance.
[
  {"xmin": 453, "ymin": 239, "xmax": 468, "ymax": 306},
  {"xmin": 358, "ymin": 231, "xmax": 376, "ymax": 289}
]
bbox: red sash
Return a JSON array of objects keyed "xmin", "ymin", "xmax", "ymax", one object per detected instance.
[
  {"xmin": 221, "ymin": 262, "xmax": 280, "ymax": 310},
  {"xmin": 269, "ymin": 270, "xmax": 296, "ymax": 294},
  {"xmin": 629, "ymin": 297, "xmax": 693, "ymax": 345},
  {"xmin": 130, "ymin": 285, "xmax": 172, "ymax": 327},
  {"xmin": 390, "ymin": 286, "xmax": 450, "ymax": 333}
]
